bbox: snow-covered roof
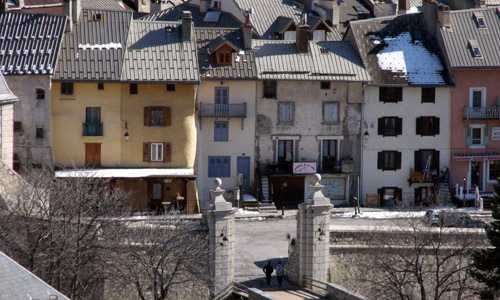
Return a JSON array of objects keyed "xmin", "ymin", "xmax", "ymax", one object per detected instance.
[{"xmin": 55, "ymin": 168, "xmax": 195, "ymax": 178}]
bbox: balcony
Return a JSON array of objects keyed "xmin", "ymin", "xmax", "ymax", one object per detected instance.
[
  {"xmin": 200, "ymin": 103, "xmax": 247, "ymax": 118},
  {"xmin": 464, "ymin": 107, "xmax": 500, "ymax": 121},
  {"xmin": 83, "ymin": 122, "xmax": 103, "ymax": 136},
  {"xmin": 408, "ymin": 168, "xmax": 438, "ymax": 185}
]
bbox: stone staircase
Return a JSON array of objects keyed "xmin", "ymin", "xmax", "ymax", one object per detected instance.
[
  {"xmin": 262, "ymin": 175, "xmax": 270, "ymax": 201},
  {"xmin": 437, "ymin": 181, "xmax": 451, "ymax": 206}
]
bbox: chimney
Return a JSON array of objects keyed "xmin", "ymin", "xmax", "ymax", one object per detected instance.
[
  {"xmin": 242, "ymin": 10, "xmax": 252, "ymax": 50},
  {"xmin": 296, "ymin": 23, "xmax": 310, "ymax": 53},
  {"xmin": 200, "ymin": 0, "xmax": 210, "ymax": 15},
  {"xmin": 72, "ymin": 0, "xmax": 81, "ymax": 24},
  {"xmin": 0, "ymin": 0, "xmax": 8, "ymax": 12},
  {"xmin": 437, "ymin": 5, "xmax": 450, "ymax": 28},
  {"xmin": 150, "ymin": 0, "xmax": 169, "ymax": 13},
  {"xmin": 331, "ymin": 0, "xmax": 339, "ymax": 28},
  {"xmin": 182, "ymin": 11, "xmax": 192, "ymax": 42},
  {"xmin": 14, "ymin": 0, "xmax": 24, "ymax": 8},
  {"xmin": 475, "ymin": 0, "xmax": 486, "ymax": 7},
  {"xmin": 63, "ymin": 0, "xmax": 73, "ymax": 32},
  {"xmin": 422, "ymin": 0, "xmax": 438, "ymax": 37},
  {"xmin": 398, "ymin": 0, "xmax": 410, "ymax": 14}
]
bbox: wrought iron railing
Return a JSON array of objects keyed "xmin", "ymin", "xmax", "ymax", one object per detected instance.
[
  {"xmin": 200, "ymin": 103, "xmax": 247, "ymax": 118},
  {"xmin": 464, "ymin": 107, "xmax": 500, "ymax": 120},
  {"xmin": 83, "ymin": 123, "xmax": 103, "ymax": 136}
]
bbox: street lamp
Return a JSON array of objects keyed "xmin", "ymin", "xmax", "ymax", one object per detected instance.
[{"xmin": 463, "ymin": 176, "xmax": 467, "ymax": 194}]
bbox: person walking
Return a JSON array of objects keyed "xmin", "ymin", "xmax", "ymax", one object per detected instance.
[
  {"xmin": 263, "ymin": 261, "xmax": 274, "ymax": 287},
  {"xmin": 275, "ymin": 260, "xmax": 284, "ymax": 288}
]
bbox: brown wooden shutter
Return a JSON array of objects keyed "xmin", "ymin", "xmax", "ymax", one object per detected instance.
[
  {"xmin": 377, "ymin": 188, "xmax": 384, "ymax": 207},
  {"xmin": 164, "ymin": 143, "xmax": 171, "ymax": 162},
  {"xmin": 416, "ymin": 117, "xmax": 422, "ymax": 135},
  {"xmin": 378, "ymin": 118, "xmax": 384, "ymax": 135},
  {"xmin": 433, "ymin": 117, "xmax": 440, "ymax": 135},
  {"xmin": 395, "ymin": 152, "xmax": 402, "ymax": 170},
  {"xmin": 164, "ymin": 107, "xmax": 171, "ymax": 126},
  {"xmin": 143, "ymin": 143, "xmax": 150, "ymax": 162},
  {"xmin": 144, "ymin": 107, "xmax": 151, "ymax": 126},
  {"xmin": 395, "ymin": 88, "xmax": 403, "ymax": 102},
  {"xmin": 414, "ymin": 150, "xmax": 422, "ymax": 171},
  {"xmin": 379, "ymin": 88, "xmax": 386, "ymax": 102},
  {"xmin": 396, "ymin": 188, "xmax": 403, "ymax": 204},
  {"xmin": 377, "ymin": 152, "xmax": 383, "ymax": 170},
  {"xmin": 432, "ymin": 150, "xmax": 440, "ymax": 172},
  {"xmin": 396, "ymin": 118, "xmax": 403, "ymax": 135}
]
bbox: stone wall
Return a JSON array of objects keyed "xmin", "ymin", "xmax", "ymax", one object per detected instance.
[
  {"xmin": 325, "ymin": 282, "xmax": 368, "ymax": 300},
  {"xmin": 248, "ymin": 288, "xmax": 280, "ymax": 300}
]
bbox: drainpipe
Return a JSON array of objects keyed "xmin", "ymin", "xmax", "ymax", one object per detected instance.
[{"xmin": 360, "ymin": 83, "xmax": 366, "ymax": 207}]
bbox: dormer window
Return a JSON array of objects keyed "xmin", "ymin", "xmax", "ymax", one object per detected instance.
[
  {"xmin": 208, "ymin": 39, "xmax": 238, "ymax": 65},
  {"xmin": 469, "ymin": 39, "xmax": 482, "ymax": 58},
  {"xmin": 284, "ymin": 31, "xmax": 296, "ymax": 41},
  {"xmin": 474, "ymin": 12, "xmax": 486, "ymax": 28},
  {"xmin": 213, "ymin": 0, "xmax": 221, "ymax": 9},
  {"xmin": 93, "ymin": 13, "xmax": 103, "ymax": 22},
  {"xmin": 217, "ymin": 49, "xmax": 231, "ymax": 64}
]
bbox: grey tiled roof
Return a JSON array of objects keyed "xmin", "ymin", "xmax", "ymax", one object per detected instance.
[
  {"xmin": 252, "ymin": 39, "xmax": 369, "ymax": 81},
  {"xmin": 0, "ymin": 73, "xmax": 17, "ymax": 103},
  {"xmin": 347, "ymin": 13, "xmax": 450, "ymax": 85},
  {"xmin": 196, "ymin": 27, "xmax": 257, "ymax": 80},
  {"xmin": 82, "ymin": 0, "xmax": 125, "ymax": 10},
  {"xmin": 0, "ymin": 251, "xmax": 71, "ymax": 300},
  {"xmin": 54, "ymin": 9, "xmax": 133, "ymax": 81},
  {"xmin": 0, "ymin": 12, "xmax": 66, "ymax": 75},
  {"xmin": 440, "ymin": 7, "xmax": 500, "ymax": 69},
  {"xmin": 121, "ymin": 20, "xmax": 199, "ymax": 83},
  {"xmin": 338, "ymin": 0, "xmax": 372, "ymax": 33},
  {"xmin": 140, "ymin": 3, "xmax": 242, "ymax": 28}
]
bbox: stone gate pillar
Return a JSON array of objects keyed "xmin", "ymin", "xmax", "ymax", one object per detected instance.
[
  {"xmin": 203, "ymin": 178, "xmax": 237, "ymax": 297},
  {"xmin": 297, "ymin": 174, "xmax": 332, "ymax": 289}
]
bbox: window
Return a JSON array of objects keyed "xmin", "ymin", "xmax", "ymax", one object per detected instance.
[
  {"xmin": 313, "ymin": 30, "xmax": 325, "ymax": 41},
  {"xmin": 14, "ymin": 121, "xmax": 22, "ymax": 132},
  {"xmin": 378, "ymin": 117, "xmax": 402, "ymax": 136},
  {"xmin": 144, "ymin": 106, "xmax": 171, "ymax": 127},
  {"xmin": 421, "ymin": 88, "xmax": 435, "ymax": 103},
  {"xmin": 320, "ymin": 81, "xmax": 331, "ymax": 90},
  {"xmin": 323, "ymin": 102, "xmax": 339, "ymax": 124},
  {"xmin": 215, "ymin": 87, "xmax": 229, "ymax": 104},
  {"xmin": 166, "ymin": 84, "xmax": 175, "ymax": 92},
  {"xmin": 217, "ymin": 50, "xmax": 231, "ymax": 64},
  {"xmin": 414, "ymin": 149, "xmax": 439, "ymax": 172},
  {"xmin": 284, "ymin": 31, "xmax": 296, "ymax": 41},
  {"xmin": 263, "ymin": 80, "xmax": 277, "ymax": 98},
  {"xmin": 98, "ymin": 83, "xmax": 104, "ymax": 90},
  {"xmin": 278, "ymin": 102, "xmax": 294, "ymax": 124},
  {"xmin": 489, "ymin": 161, "xmax": 500, "ymax": 181},
  {"xmin": 214, "ymin": 121, "xmax": 228, "ymax": 142},
  {"xmin": 377, "ymin": 187, "xmax": 402, "ymax": 207},
  {"xmin": 416, "ymin": 116, "xmax": 439, "ymax": 136},
  {"xmin": 377, "ymin": 151, "xmax": 401, "ymax": 171},
  {"xmin": 469, "ymin": 40, "xmax": 482, "ymax": 58},
  {"xmin": 130, "ymin": 84, "xmax": 138, "ymax": 95},
  {"xmin": 379, "ymin": 87, "xmax": 402, "ymax": 103},
  {"xmin": 470, "ymin": 87, "xmax": 486, "ymax": 108},
  {"xmin": 474, "ymin": 12, "xmax": 486, "ymax": 28},
  {"xmin": 466, "ymin": 126, "xmax": 489, "ymax": 147},
  {"xmin": 36, "ymin": 126, "xmax": 44, "ymax": 139},
  {"xmin": 322, "ymin": 140, "xmax": 337, "ymax": 171},
  {"xmin": 93, "ymin": 13, "xmax": 103, "ymax": 22},
  {"xmin": 208, "ymin": 156, "xmax": 230, "ymax": 177},
  {"xmin": 213, "ymin": 0, "xmax": 221, "ymax": 9},
  {"xmin": 86, "ymin": 107, "xmax": 101, "ymax": 124},
  {"xmin": 277, "ymin": 140, "xmax": 294, "ymax": 169},
  {"xmin": 143, "ymin": 142, "xmax": 171, "ymax": 162},
  {"xmin": 36, "ymin": 88, "xmax": 45, "ymax": 100},
  {"xmin": 61, "ymin": 82, "xmax": 73, "ymax": 95},
  {"xmin": 84, "ymin": 107, "xmax": 102, "ymax": 136}
]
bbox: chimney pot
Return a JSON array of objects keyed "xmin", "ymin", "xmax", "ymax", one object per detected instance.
[
  {"xmin": 296, "ymin": 24, "xmax": 310, "ymax": 53},
  {"xmin": 1, "ymin": 0, "xmax": 8, "ymax": 12},
  {"xmin": 398, "ymin": 0, "xmax": 411, "ymax": 13},
  {"xmin": 200, "ymin": 0, "xmax": 210, "ymax": 15},
  {"xmin": 437, "ymin": 4, "xmax": 450, "ymax": 28}
]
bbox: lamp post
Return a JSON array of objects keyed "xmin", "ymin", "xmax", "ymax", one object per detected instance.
[{"xmin": 463, "ymin": 176, "xmax": 467, "ymax": 196}]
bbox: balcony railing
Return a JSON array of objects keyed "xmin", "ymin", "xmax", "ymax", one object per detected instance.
[
  {"xmin": 83, "ymin": 122, "xmax": 103, "ymax": 136},
  {"xmin": 464, "ymin": 107, "xmax": 500, "ymax": 120},
  {"xmin": 200, "ymin": 103, "xmax": 247, "ymax": 118}
]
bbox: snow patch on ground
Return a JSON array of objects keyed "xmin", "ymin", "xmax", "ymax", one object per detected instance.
[
  {"xmin": 376, "ymin": 32, "xmax": 445, "ymax": 85},
  {"xmin": 342, "ymin": 211, "xmax": 427, "ymax": 219},
  {"xmin": 236, "ymin": 208, "xmax": 259, "ymax": 216}
]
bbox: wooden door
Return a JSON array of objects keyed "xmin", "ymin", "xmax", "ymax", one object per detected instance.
[{"xmin": 85, "ymin": 143, "xmax": 101, "ymax": 166}]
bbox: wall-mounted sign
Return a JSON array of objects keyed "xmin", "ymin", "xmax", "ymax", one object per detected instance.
[
  {"xmin": 321, "ymin": 177, "xmax": 346, "ymax": 199},
  {"xmin": 293, "ymin": 162, "xmax": 317, "ymax": 174},
  {"xmin": 492, "ymin": 127, "xmax": 500, "ymax": 141}
]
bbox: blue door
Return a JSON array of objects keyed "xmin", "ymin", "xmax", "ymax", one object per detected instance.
[{"xmin": 237, "ymin": 157, "xmax": 251, "ymax": 188}]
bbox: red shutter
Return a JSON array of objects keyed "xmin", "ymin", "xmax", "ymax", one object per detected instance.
[
  {"xmin": 378, "ymin": 118, "xmax": 384, "ymax": 135},
  {"xmin": 396, "ymin": 118, "xmax": 403, "ymax": 135},
  {"xmin": 143, "ymin": 143, "xmax": 150, "ymax": 162},
  {"xmin": 164, "ymin": 143, "xmax": 171, "ymax": 162},
  {"xmin": 395, "ymin": 152, "xmax": 402, "ymax": 170},
  {"xmin": 416, "ymin": 117, "xmax": 422, "ymax": 135},
  {"xmin": 144, "ymin": 107, "xmax": 151, "ymax": 126},
  {"xmin": 164, "ymin": 107, "xmax": 171, "ymax": 126},
  {"xmin": 377, "ymin": 152, "xmax": 383, "ymax": 170},
  {"xmin": 433, "ymin": 117, "xmax": 440, "ymax": 135}
]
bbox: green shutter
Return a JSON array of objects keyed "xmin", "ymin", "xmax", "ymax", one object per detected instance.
[
  {"xmin": 484, "ymin": 127, "xmax": 489, "ymax": 146},
  {"xmin": 466, "ymin": 128, "xmax": 472, "ymax": 146}
]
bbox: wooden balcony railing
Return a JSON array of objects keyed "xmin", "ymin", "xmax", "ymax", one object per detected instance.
[
  {"xmin": 464, "ymin": 107, "xmax": 500, "ymax": 120},
  {"xmin": 200, "ymin": 103, "xmax": 247, "ymax": 118}
]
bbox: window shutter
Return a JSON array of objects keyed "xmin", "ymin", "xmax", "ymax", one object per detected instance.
[
  {"xmin": 396, "ymin": 118, "xmax": 403, "ymax": 135},
  {"xmin": 484, "ymin": 127, "xmax": 489, "ymax": 146},
  {"xmin": 144, "ymin": 107, "xmax": 151, "ymax": 126},
  {"xmin": 164, "ymin": 107, "xmax": 171, "ymax": 126},
  {"xmin": 432, "ymin": 150, "xmax": 440, "ymax": 171},
  {"xmin": 222, "ymin": 88, "xmax": 229, "ymax": 104},
  {"xmin": 377, "ymin": 188, "xmax": 383, "ymax": 207},
  {"xmin": 143, "ymin": 143, "xmax": 150, "ymax": 162},
  {"xmin": 396, "ymin": 188, "xmax": 403, "ymax": 204},
  {"xmin": 377, "ymin": 152, "xmax": 383, "ymax": 170},
  {"xmin": 164, "ymin": 143, "xmax": 171, "ymax": 162},
  {"xmin": 395, "ymin": 88, "xmax": 403, "ymax": 102},
  {"xmin": 222, "ymin": 122, "xmax": 228, "ymax": 141},
  {"xmin": 414, "ymin": 150, "xmax": 422, "ymax": 172},
  {"xmin": 378, "ymin": 118, "xmax": 384, "ymax": 135},
  {"xmin": 466, "ymin": 128, "xmax": 472, "ymax": 146},
  {"xmin": 416, "ymin": 117, "xmax": 422, "ymax": 135},
  {"xmin": 433, "ymin": 117, "xmax": 440, "ymax": 135},
  {"xmin": 395, "ymin": 152, "xmax": 402, "ymax": 170},
  {"xmin": 379, "ymin": 88, "xmax": 386, "ymax": 102}
]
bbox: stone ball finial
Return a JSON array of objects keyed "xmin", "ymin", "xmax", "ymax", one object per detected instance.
[
  {"xmin": 213, "ymin": 178, "xmax": 222, "ymax": 188},
  {"xmin": 313, "ymin": 173, "xmax": 321, "ymax": 185}
]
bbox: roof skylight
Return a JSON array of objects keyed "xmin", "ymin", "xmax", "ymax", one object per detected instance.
[
  {"xmin": 474, "ymin": 12, "xmax": 486, "ymax": 28},
  {"xmin": 469, "ymin": 40, "xmax": 482, "ymax": 58}
]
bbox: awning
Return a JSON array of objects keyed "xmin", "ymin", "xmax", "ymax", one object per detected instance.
[
  {"xmin": 453, "ymin": 152, "xmax": 500, "ymax": 161},
  {"xmin": 55, "ymin": 168, "xmax": 195, "ymax": 178}
]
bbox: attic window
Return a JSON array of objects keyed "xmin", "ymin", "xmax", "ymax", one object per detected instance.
[
  {"xmin": 213, "ymin": 0, "xmax": 221, "ymax": 9},
  {"xmin": 469, "ymin": 39, "xmax": 482, "ymax": 58},
  {"xmin": 165, "ymin": 26, "xmax": 174, "ymax": 33},
  {"xmin": 217, "ymin": 50, "xmax": 231, "ymax": 64},
  {"xmin": 93, "ymin": 13, "xmax": 103, "ymax": 22},
  {"xmin": 203, "ymin": 11, "xmax": 221, "ymax": 22},
  {"xmin": 320, "ymin": 47, "xmax": 328, "ymax": 54},
  {"xmin": 354, "ymin": 5, "xmax": 363, "ymax": 12},
  {"xmin": 474, "ymin": 12, "xmax": 486, "ymax": 28},
  {"xmin": 414, "ymin": 30, "xmax": 422, "ymax": 40}
]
